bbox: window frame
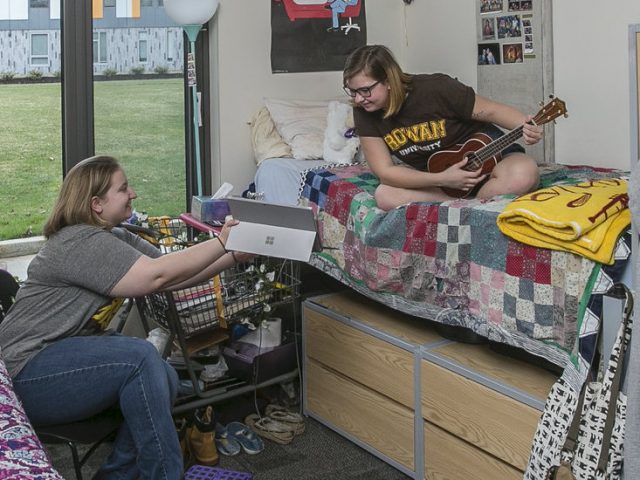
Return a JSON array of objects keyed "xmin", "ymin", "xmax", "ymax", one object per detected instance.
[
  {"xmin": 92, "ymin": 30, "xmax": 108, "ymax": 64},
  {"xmin": 61, "ymin": 1, "xmax": 211, "ymax": 205},
  {"xmin": 30, "ymin": 32, "xmax": 49, "ymax": 66}
]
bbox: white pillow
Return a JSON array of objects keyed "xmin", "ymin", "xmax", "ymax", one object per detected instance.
[
  {"xmin": 264, "ymin": 98, "xmax": 329, "ymax": 160},
  {"xmin": 250, "ymin": 107, "xmax": 292, "ymax": 165}
]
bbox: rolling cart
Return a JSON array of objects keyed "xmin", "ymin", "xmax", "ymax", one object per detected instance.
[{"xmin": 132, "ymin": 217, "xmax": 302, "ymax": 414}]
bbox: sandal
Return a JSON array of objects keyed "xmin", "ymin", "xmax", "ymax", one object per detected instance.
[
  {"xmin": 265, "ymin": 404, "xmax": 306, "ymax": 435},
  {"xmin": 225, "ymin": 421, "xmax": 265, "ymax": 455},
  {"xmin": 244, "ymin": 413, "xmax": 294, "ymax": 445},
  {"xmin": 214, "ymin": 423, "xmax": 241, "ymax": 456}
]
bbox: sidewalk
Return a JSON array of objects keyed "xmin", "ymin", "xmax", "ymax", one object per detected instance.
[{"xmin": 0, "ymin": 236, "xmax": 44, "ymax": 281}]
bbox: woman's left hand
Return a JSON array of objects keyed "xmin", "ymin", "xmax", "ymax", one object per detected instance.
[
  {"xmin": 522, "ymin": 115, "xmax": 543, "ymax": 145},
  {"xmin": 218, "ymin": 216, "xmax": 239, "ymax": 246}
]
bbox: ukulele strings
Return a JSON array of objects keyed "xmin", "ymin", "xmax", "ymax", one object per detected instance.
[{"xmin": 469, "ymin": 125, "xmax": 525, "ymax": 168}]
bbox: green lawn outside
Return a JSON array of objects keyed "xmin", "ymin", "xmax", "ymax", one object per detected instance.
[{"xmin": 0, "ymin": 78, "xmax": 186, "ymax": 241}]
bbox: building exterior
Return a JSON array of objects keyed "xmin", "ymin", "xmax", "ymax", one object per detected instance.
[{"xmin": 0, "ymin": 0, "xmax": 183, "ymax": 77}]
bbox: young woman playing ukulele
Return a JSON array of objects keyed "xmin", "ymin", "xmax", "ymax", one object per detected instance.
[{"xmin": 343, "ymin": 45, "xmax": 543, "ymax": 211}]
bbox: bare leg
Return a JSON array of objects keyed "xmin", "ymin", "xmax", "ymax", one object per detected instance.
[
  {"xmin": 476, "ymin": 153, "xmax": 539, "ymax": 199},
  {"xmin": 374, "ymin": 184, "xmax": 453, "ymax": 211}
]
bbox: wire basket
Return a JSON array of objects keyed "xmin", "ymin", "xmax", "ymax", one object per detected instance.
[
  {"xmin": 219, "ymin": 257, "xmax": 301, "ymax": 324},
  {"xmin": 137, "ymin": 278, "xmax": 221, "ymax": 339}
]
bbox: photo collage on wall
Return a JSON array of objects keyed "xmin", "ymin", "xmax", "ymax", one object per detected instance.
[{"xmin": 478, "ymin": 0, "xmax": 534, "ymax": 66}]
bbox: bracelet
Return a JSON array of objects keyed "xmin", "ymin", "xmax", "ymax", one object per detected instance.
[
  {"xmin": 231, "ymin": 251, "xmax": 239, "ymax": 263},
  {"xmin": 216, "ymin": 235, "xmax": 227, "ymax": 252}
]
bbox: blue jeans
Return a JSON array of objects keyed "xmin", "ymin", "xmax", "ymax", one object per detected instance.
[{"xmin": 13, "ymin": 334, "xmax": 182, "ymax": 480}]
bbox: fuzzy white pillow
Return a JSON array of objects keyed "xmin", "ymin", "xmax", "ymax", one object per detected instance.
[
  {"xmin": 323, "ymin": 101, "xmax": 359, "ymax": 164},
  {"xmin": 264, "ymin": 98, "xmax": 329, "ymax": 160}
]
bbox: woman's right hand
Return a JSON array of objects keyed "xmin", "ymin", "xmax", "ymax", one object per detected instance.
[{"xmin": 439, "ymin": 158, "xmax": 487, "ymax": 192}]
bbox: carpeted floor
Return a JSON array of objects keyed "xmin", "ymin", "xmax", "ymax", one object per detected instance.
[{"xmin": 46, "ymin": 414, "xmax": 410, "ymax": 479}]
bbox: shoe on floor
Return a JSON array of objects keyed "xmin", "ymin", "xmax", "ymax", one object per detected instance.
[
  {"xmin": 187, "ymin": 406, "xmax": 219, "ymax": 466},
  {"xmin": 226, "ymin": 421, "xmax": 265, "ymax": 455},
  {"xmin": 214, "ymin": 423, "xmax": 241, "ymax": 456},
  {"xmin": 244, "ymin": 413, "xmax": 294, "ymax": 445},
  {"xmin": 264, "ymin": 404, "xmax": 305, "ymax": 435}
]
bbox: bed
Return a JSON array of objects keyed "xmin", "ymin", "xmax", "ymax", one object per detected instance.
[
  {"xmin": 295, "ymin": 162, "xmax": 631, "ymax": 371},
  {"xmin": 248, "ymin": 101, "xmax": 631, "ymax": 373}
]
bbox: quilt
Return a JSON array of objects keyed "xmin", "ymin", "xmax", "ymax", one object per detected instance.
[{"xmin": 299, "ymin": 163, "xmax": 631, "ymax": 368}]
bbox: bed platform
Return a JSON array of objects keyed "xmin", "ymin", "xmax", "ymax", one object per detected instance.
[{"xmin": 295, "ymin": 162, "xmax": 631, "ymax": 370}]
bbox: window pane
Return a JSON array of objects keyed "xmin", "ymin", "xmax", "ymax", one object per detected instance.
[
  {"xmin": 99, "ymin": 31, "xmax": 107, "ymax": 63},
  {"xmin": 30, "ymin": 0, "xmax": 49, "ymax": 8},
  {"xmin": 31, "ymin": 33, "xmax": 48, "ymax": 56},
  {"xmin": 92, "ymin": 2, "xmax": 186, "ymax": 219},
  {"xmin": 0, "ymin": 16, "xmax": 62, "ymax": 239}
]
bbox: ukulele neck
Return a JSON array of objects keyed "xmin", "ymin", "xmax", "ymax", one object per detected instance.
[{"xmin": 467, "ymin": 125, "xmax": 524, "ymax": 170}]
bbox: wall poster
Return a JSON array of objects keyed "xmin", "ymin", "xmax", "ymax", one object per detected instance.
[{"xmin": 271, "ymin": 0, "xmax": 367, "ymax": 74}]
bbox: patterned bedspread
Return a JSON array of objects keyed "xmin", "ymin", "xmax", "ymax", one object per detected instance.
[{"xmin": 299, "ymin": 163, "xmax": 630, "ymax": 368}]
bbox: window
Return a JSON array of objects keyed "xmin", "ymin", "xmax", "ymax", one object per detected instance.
[
  {"xmin": 104, "ymin": 0, "xmax": 115, "ymax": 7},
  {"xmin": 30, "ymin": 33, "xmax": 49, "ymax": 65},
  {"xmin": 167, "ymin": 30, "xmax": 175, "ymax": 62},
  {"xmin": 138, "ymin": 31, "xmax": 148, "ymax": 63},
  {"xmin": 141, "ymin": 0, "xmax": 152, "ymax": 6},
  {"xmin": 30, "ymin": 0, "xmax": 49, "ymax": 7},
  {"xmin": 93, "ymin": 31, "xmax": 108, "ymax": 64}
]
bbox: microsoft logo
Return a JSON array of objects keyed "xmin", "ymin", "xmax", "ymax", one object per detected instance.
[{"xmin": 265, "ymin": 236, "xmax": 275, "ymax": 245}]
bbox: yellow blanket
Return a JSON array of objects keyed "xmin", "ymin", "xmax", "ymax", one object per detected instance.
[{"xmin": 497, "ymin": 179, "xmax": 630, "ymax": 264}]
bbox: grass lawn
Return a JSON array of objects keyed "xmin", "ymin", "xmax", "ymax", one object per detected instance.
[{"xmin": 0, "ymin": 78, "xmax": 186, "ymax": 241}]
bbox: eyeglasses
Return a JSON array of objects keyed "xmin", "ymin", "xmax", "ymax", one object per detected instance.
[{"xmin": 343, "ymin": 81, "xmax": 380, "ymax": 98}]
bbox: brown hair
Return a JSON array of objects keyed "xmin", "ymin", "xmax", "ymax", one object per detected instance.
[
  {"xmin": 43, "ymin": 155, "xmax": 122, "ymax": 238},
  {"xmin": 343, "ymin": 45, "xmax": 412, "ymax": 118}
]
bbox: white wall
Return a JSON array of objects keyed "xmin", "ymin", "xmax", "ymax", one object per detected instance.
[
  {"xmin": 207, "ymin": 0, "xmax": 638, "ymax": 194},
  {"xmin": 208, "ymin": 0, "xmax": 474, "ymax": 194},
  {"xmin": 553, "ymin": 2, "xmax": 640, "ymax": 170}
]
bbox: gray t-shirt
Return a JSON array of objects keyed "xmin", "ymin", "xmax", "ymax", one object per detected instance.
[{"xmin": 0, "ymin": 224, "xmax": 161, "ymax": 377}]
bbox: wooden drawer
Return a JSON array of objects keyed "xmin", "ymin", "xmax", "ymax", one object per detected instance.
[
  {"xmin": 306, "ymin": 358, "xmax": 415, "ymax": 470},
  {"xmin": 421, "ymin": 361, "xmax": 542, "ymax": 471},
  {"xmin": 307, "ymin": 291, "xmax": 443, "ymax": 346},
  {"xmin": 304, "ymin": 305, "xmax": 415, "ymax": 408},
  {"xmin": 424, "ymin": 422, "xmax": 522, "ymax": 480}
]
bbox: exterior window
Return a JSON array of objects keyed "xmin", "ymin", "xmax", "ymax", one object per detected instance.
[
  {"xmin": 141, "ymin": 0, "xmax": 152, "ymax": 6},
  {"xmin": 93, "ymin": 31, "xmax": 108, "ymax": 64},
  {"xmin": 139, "ymin": 31, "xmax": 148, "ymax": 62},
  {"xmin": 104, "ymin": 0, "xmax": 116, "ymax": 7},
  {"xmin": 30, "ymin": 0, "xmax": 49, "ymax": 7},
  {"xmin": 30, "ymin": 33, "xmax": 49, "ymax": 65},
  {"xmin": 167, "ymin": 30, "xmax": 175, "ymax": 61}
]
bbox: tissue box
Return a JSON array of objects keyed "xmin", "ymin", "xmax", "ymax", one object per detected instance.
[{"xmin": 191, "ymin": 196, "xmax": 231, "ymax": 224}]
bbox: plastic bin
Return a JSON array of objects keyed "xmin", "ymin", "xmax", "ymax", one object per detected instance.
[{"xmin": 184, "ymin": 465, "xmax": 252, "ymax": 480}]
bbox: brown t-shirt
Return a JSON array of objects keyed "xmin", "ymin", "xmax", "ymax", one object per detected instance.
[{"xmin": 354, "ymin": 73, "xmax": 487, "ymax": 170}]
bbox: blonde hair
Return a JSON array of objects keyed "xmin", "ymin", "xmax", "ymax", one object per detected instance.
[
  {"xmin": 343, "ymin": 45, "xmax": 412, "ymax": 118},
  {"xmin": 43, "ymin": 155, "xmax": 122, "ymax": 238}
]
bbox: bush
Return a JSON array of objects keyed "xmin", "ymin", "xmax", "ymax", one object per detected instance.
[
  {"xmin": 103, "ymin": 68, "xmax": 117, "ymax": 77},
  {"xmin": 1, "ymin": 71, "xmax": 15, "ymax": 81},
  {"xmin": 129, "ymin": 66, "xmax": 145, "ymax": 75},
  {"xmin": 51, "ymin": 70, "xmax": 61, "ymax": 78},
  {"xmin": 154, "ymin": 65, "xmax": 169, "ymax": 74},
  {"xmin": 28, "ymin": 70, "xmax": 43, "ymax": 80}
]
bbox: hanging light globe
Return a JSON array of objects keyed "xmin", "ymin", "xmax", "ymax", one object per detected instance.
[{"xmin": 164, "ymin": 0, "xmax": 220, "ymax": 26}]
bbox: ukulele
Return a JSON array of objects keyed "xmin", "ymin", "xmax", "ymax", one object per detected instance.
[{"xmin": 426, "ymin": 97, "xmax": 568, "ymax": 198}]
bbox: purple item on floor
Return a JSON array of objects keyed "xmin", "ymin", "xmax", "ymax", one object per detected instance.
[{"xmin": 184, "ymin": 465, "xmax": 253, "ymax": 480}]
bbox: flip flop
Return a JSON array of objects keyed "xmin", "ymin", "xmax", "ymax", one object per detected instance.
[
  {"xmin": 214, "ymin": 423, "xmax": 241, "ymax": 456},
  {"xmin": 264, "ymin": 404, "xmax": 306, "ymax": 435},
  {"xmin": 225, "ymin": 421, "xmax": 264, "ymax": 455},
  {"xmin": 244, "ymin": 413, "xmax": 294, "ymax": 445}
]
